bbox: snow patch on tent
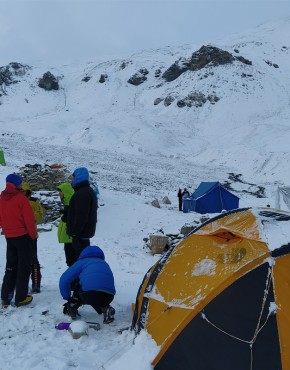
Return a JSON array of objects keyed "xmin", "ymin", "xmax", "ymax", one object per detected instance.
[
  {"xmin": 265, "ymin": 257, "xmax": 275, "ymax": 266},
  {"xmin": 269, "ymin": 302, "xmax": 278, "ymax": 315},
  {"xmin": 192, "ymin": 258, "xmax": 216, "ymax": 276},
  {"xmin": 148, "ymin": 286, "xmax": 206, "ymax": 309},
  {"xmin": 262, "ymin": 218, "xmax": 290, "ymax": 251}
]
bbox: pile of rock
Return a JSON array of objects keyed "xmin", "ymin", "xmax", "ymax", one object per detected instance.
[
  {"xmin": 144, "ymin": 219, "xmax": 203, "ymax": 255},
  {"xmin": 18, "ymin": 163, "xmax": 71, "ymax": 223}
]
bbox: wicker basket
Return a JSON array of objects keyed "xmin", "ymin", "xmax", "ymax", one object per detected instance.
[{"xmin": 149, "ymin": 235, "xmax": 168, "ymax": 255}]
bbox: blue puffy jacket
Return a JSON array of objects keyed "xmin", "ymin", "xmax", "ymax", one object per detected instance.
[{"xmin": 59, "ymin": 246, "xmax": 116, "ymax": 300}]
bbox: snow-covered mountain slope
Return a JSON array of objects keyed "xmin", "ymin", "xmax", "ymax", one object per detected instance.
[{"xmin": 1, "ymin": 18, "xmax": 290, "ymax": 187}]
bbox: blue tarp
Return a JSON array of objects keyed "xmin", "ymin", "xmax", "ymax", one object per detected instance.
[{"xmin": 184, "ymin": 182, "xmax": 239, "ymax": 214}]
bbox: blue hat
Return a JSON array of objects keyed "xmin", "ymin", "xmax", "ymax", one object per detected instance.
[
  {"xmin": 72, "ymin": 167, "xmax": 89, "ymax": 187},
  {"xmin": 6, "ymin": 173, "xmax": 22, "ymax": 187}
]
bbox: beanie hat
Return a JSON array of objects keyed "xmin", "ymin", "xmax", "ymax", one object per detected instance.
[
  {"xmin": 71, "ymin": 167, "xmax": 89, "ymax": 187},
  {"xmin": 21, "ymin": 182, "xmax": 31, "ymax": 192},
  {"xmin": 6, "ymin": 173, "xmax": 22, "ymax": 187},
  {"xmin": 6, "ymin": 173, "xmax": 23, "ymax": 187}
]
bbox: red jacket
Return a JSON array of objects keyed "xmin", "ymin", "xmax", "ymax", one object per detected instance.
[{"xmin": 0, "ymin": 183, "xmax": 37, "ymax": 239}]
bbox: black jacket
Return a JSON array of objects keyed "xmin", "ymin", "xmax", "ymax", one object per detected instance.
[{"xmin": 67, "ymin": 181, "xmax": 97, "ymax": 238}]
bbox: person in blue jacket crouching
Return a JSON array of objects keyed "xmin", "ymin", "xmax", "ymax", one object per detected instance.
[{"xmin": 59, "ymin": 245, "xmax": 116, "ymax": 323}]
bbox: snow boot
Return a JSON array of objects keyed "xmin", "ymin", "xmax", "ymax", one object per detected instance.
[
  {"xmin": 15, "ymin": 295, "xmax": 33, "ymax": 307},
  {"xmin": 103, "ymin": 305, "xmax": 115, "ymax": 324}
]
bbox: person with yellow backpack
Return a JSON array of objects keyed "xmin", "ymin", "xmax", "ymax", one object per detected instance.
[
  {"xmin": 57, "ymin": 183, "xmax": 75, "ymax": 267},
  {"xmin": 21, "ymin": 182, "xmax": 44, "ymax": 293}
]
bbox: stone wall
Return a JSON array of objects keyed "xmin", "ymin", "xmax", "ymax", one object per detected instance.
[{"xmin": 19, "ymin": 164, "xmax": 71, "ymax": 223}]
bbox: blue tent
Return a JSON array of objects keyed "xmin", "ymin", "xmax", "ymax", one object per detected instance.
[{"xmin": 188, "ymin": 182, "xmax": 239, "ymax": 214}]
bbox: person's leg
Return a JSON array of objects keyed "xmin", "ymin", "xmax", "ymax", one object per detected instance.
[
  {"xmin": 64, "ymin": 243, "xmax": 77, "ymax": 266},
  {"xmin": 1, "ymin": 238, "xmax": 17, "ymax": 305},
  {"xmin": 72, "ymin": 237, "xmax": 90, "ymax": 259},
  {"xmin": 15, "ymin": 235, "xmax": 32, "ymax": 304},
  {"xmin": 63, "ymin": 282, "xmax": 83, "ymax": 318},
  {"xmin": 31, "ymin": 239, "xmax": 41, "ymax": 292},
  {"xmin": 80, "ymin": 291, "xmax": 115, "ymax": 323}
]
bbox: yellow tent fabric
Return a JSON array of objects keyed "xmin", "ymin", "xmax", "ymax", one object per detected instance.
[{"xmin": 132, "ymin": 208, "xmax": 290, "ymax": 370}]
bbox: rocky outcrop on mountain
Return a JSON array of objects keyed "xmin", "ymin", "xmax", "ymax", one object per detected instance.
[
  {"xmin": 265, "ymin": 60, "xmax": 279, "ymax": 68},
  {"xmin": 99, "ymin": 74, "xmax": 108, "ymax": 83},
  {"xmin": 127, "ymin": 68, "xmax": 149, "ymax": 85},
  {"xmin": 0, "ymin": 63, "xmax": 30, "ymax": 96},
  {"xmin": 177, "ymin": 92, "xmax": 220, "ymax": 108},
  {"xmin": 38, "ymin": 71, "xmax": 59, "ymax": 91},
  {"xmin": 162, "ymin": 45, "xmax": 252, "ymax": 82},
  {"xmin": 82, "ymin": 76, "xmax": 91, "ymax": 82}
]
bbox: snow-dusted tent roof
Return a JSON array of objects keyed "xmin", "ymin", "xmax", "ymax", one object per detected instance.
[{"xmin": 132, "ymin": 207, "xmax": 290, "ymax": 370}]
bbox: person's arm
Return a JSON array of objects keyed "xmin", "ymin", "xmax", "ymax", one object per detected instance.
[
  {"xmin": 34, "ymin": 200, "xmax": 44, "ymax": 224},
  {"xmin": 59, "ymin": 262, "xmax": 82, "ymax": 300},
  {"xmin": 22, "ymin": 197, "xmax": 37, "ymax": 239}
]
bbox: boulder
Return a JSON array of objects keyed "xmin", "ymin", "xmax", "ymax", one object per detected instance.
[{"xmin": 38, "ymin": 71, "xmax": 59, "ymax": 91}]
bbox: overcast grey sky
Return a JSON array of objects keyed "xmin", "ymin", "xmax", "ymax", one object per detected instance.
[{"xmin": 1, "ymin": 0, "xmax": 290, "ymax": 65}]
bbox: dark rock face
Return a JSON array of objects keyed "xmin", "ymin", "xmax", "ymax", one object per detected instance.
[
  {"xmin": 82, "ymin": 76, "xmax": 91, "ymax": 82},
  {"xmin": 236, "ymin": 56, "xmax": 252, "ymax": 65},
  {"xmin": 177, "ymin": 91, "xmax": 219, "ymax": 108},
  {"xmin": 161, "ymin": 59, "xmax": 188, "ymax": 82},
  {"xmin": 162, "ymin": 45, "xmax": 252, "ymax": 82},
  {"xmin": 38, "ymin": 71, "xmax": 59, "ymax": 91},
  {"xmin": 265, "ymin": 60, "xmax": 279, "ymax": 68},
  {"xmin": 127, "ymin": 68, "xmax": 149, "ymax": 86},
  {"xmin": 155, "ymin": 69, "xmax": 162, "ymax": 78},
  {"xmin": 189, "ymin": 45, "xmax": 235, "ymax": 71},
  {"xmin": 164, "ymin": 95, "xmax": 175, "ymax": 106},
  {"xmin": 99, "ymin": 74, "xmax": 108, "ymax": 83},
  {"xmin": 154, "ymin": 97, "xmax": 163, "ymax": 105},
  {"xmin": 0, "ymin": 62, "xmax": 30, "ymax": 87}
]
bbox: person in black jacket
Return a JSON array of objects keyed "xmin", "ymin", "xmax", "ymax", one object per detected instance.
[
  {"xmin": 67, "ymin": 167, "xmax": 97, "ymax": 261},
  {"xmin": 177, "ymin": 188, "xmax": 183, "ymax": 211}
]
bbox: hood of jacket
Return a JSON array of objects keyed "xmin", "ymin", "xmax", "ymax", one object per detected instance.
[
  {"xmin": 57, "ymin": 182, "xmax": 74, "ymax": 205},
  {"xmin": 1, "ymin": 183, "xmax": 21, "ymax": 200},
  {"xmin": 78, "ymin": 245, "xmax": 105, "ymax": 260},
  {"xmin": 71, "ymin": 167, "xmax": 89, "ymax": 187}
]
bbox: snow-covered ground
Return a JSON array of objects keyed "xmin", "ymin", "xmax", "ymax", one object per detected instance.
[
  {"xmin": 1, "ymin": 16, "xmax": 290, "ymax": 370},
  {"xmin": 0, "ymin": 138, "xmax": 275, "ymax": 370}
]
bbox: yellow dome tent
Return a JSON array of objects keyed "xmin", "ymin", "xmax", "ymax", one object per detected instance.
[{"xmin": 132, "ymin": 207, "xmax": 290, "ymax": 370}]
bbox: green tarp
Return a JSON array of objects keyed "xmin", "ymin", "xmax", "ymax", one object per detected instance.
[{"xmin": 0, "ymin": 149, "xmax": 6, "ymax": 166}]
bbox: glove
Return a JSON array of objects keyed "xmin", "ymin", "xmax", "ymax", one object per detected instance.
[
  {"xmin": 63, "ymin": 302, "xmax": 69, "ymax": 315},
  {"xmin": 63, "ymin": 297, "xmax": 79, "ymax": 315}
]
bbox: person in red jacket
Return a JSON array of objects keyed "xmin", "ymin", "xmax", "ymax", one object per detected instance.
[{"xmin": 0, "ymin": 173, "xmax": 36, "ymax": 308}]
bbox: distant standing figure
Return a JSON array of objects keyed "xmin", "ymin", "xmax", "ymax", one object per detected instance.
[
  {"xmin": 177, "ymin": 188, "xmax": 183, "ymax": 211},
  {"xmin": 67, "ymin": 167, "xmax": 97, "ymax": 259},
  {"xmin": 0, "ymin": 174, "xmax": 36, "ymax": 308},
  {"xmin": 91, "ymin": 181, "xmax": 100, "ymax": 209},
  {"xmin": 57, "ymin": 183, "xmax": 75, "ymax": 267},
  {"xmin": 22, "ymin": 182, "xmax": 44, "ymax": 293},
  {"xmin": 59, "ymin": 245, "xmax": 116, "ymax": 323},
  {"xmin": 182, "ymin": 188, "xmax": 190, "ymax": 199}
]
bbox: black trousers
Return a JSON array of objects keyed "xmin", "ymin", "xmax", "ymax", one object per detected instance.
[
  {"xmin": 1, "ymin": 234, "xmax": 32, "ymax": 303},
  {"xmin": 72, "ymin": 237, "xmax": 90, "ymax": 259},
  {"xmin": 64, "ymin": 242, "xmax": 78, "ymax": 267},
  {"xmin": 79, "ymin": 290, "xmax": 114, "ymax": 315}
]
